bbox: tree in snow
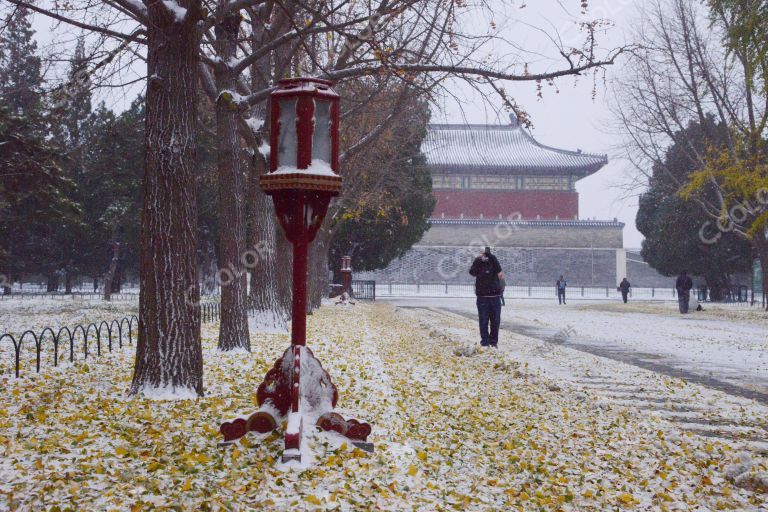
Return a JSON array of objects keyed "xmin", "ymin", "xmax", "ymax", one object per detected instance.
[
  {"xmin": 328, "ymin": 91, "xmax": 435, "ymax": 284},
  {"xmin": 0, "ymin": 6, "xmax": 80, "ymax": 295},
  {"xmin": 636, "ymin": 120, "xmax": 752, "ymax": 299},
  {"xmin": 13, "ymin": 0, "xmax": 629, "ymax": 392},
  {"xmin": 195, "ymin": 0, "xmax": 629, "ymax": 336},
  {"xmin": 614, "ymin": 0, "xmax": 768, "ymax": 309},
  {"xmin": 48, "ymin": 39, "xmax": 94, "ymax": 294}
]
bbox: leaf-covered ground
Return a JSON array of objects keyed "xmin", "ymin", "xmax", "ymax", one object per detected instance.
[{"xmin": 1, "ymin": 303, "xmax": 766, "ymax": 510}]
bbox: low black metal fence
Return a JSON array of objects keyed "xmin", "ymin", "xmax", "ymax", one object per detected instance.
[
  {"xmin": 374, "ymin": 282, "xmax": 755, "ymax": 303},
  {"xmin": 1, "ymin": 315, "xmax": 139, "ymax": 378},
  {"xmin": 328, "ymin": 280, "xmax": 376, "ymax": 301},
  {"xmin": 2, "ymin": 301, "xmax": 222, "ymax": 378},
  {"xmin": 351, "ymin": 280, "xmax": 376, "ymax": 300}
]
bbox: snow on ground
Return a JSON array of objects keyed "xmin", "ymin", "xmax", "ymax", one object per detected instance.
[
  {"xmin": 388, "ymin": 298, "xmax": 768, "ymax": 402},
  {"xmin": 0, "ymin": 297, "xmax": 138, "ymax": 334},
  {"xmin": 0, "ymin": 301, "xmax": 766, "ymax": 510},
  {"xmin": 0, "ymin": 298, "xmax": 139, "ymax": 378}
]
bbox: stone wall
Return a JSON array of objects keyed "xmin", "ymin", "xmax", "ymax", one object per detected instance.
[
  {"xmin": 357, "ymin": 245, "xmax": 620, "ymax": 286},
  {"xmin": 421, "ymin": 220, "xmax": 623, "ymax": 249},
  {"xmin": 625, "ymin": 250, "xmax": 674, "ymax": 288}
]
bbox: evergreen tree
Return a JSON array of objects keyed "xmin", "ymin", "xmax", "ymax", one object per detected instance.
[
  {"xmin": 0, "ymin": 7, "xmax": 78, "ymax": 292},
  {"xmin": 636, "ymin": 120, "xmax": 752, "ymax": 300},
  {"xmin": 49, "ymin": 39, "xmax": 93, "ymax": 292},
  {"xmin": 0, "ymin": 7, "xmax": 42, "ymax": 116},
  {"xmin": 329, "ymin": 102, "xmax": 435, "ymax": 277}
]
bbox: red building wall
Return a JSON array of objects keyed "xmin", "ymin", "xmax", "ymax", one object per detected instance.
[{"xmin": 432, "ymin": 190, "xmax": 579, "ymax": 220}]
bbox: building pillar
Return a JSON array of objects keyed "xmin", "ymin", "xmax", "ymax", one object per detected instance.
[{"xmin": 615, "ymin": 248, "xmax": 627, "ymax": 286}]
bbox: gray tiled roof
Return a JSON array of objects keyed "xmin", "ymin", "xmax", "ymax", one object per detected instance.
[{"xmin": 424, "ymin": 123, "xmax": 608, "ymax": 177}]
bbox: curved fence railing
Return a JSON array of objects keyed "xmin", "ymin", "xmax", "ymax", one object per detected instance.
[
  {"xmin": 0, "ymin": 315, "xmax": 139, "ymax": 378},
  {"xmin": 2, "ymin": 301, "xmax": 222, "ymax": 378}
]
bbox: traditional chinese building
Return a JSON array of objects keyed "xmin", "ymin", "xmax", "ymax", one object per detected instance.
[
  {"xmin": 360, "ymin": 115, "xmax": 630, "ymax": 286},
  {"xmin": 428, "ymin": 116, "xmax": 607, "ymax": 221}
]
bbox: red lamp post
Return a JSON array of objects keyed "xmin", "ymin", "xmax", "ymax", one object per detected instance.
[
  {"xmin": 219, "ymin": 78, "xmax": 370, "ymax": 462},
  {"xmin": 335, "ymin": 255, "xmax": 355, "ymax": 305}
]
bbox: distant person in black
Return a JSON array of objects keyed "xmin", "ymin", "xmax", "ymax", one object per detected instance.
[
  {"xmin": 556, "ymin": 275, "xmax": 567, "ymax": 304},
  {"xmin": 469, "ymin": 247, "xmax": 504, "ymax": 347},
  {"xmin": 675, "ymin": 270, "xmax": 693, "ymax": 314},
  {"xmin": 618, "ymin": 278, "xmax": 631, "ymax": 303}
]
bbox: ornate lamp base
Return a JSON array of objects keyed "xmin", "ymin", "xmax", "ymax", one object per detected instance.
[{"xmin": 219, "ymin": 345, "xmax": 371, "ymax": 463}]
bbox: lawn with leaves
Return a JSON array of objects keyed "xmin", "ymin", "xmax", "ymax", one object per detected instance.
[{"xmin": 0, "ymin": 303, "xmax": 765, "ymax": 510}]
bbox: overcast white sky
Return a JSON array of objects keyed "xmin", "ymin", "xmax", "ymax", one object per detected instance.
[
  {"xmin": 29, "ymin": 0, "xmax": 644, "ymax": 247},
  {"xmin": 432, "ymin": 0, "xmax": 643, "ymax": 247}
]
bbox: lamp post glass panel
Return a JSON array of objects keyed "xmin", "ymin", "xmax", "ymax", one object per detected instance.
[{"xmin": 263, "ymin": 78, "xmax": 342, "ymax": 345}]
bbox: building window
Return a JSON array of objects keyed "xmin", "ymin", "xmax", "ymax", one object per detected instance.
[{"xmin": 431, "ymin": 173, "xmax": 574, "ymax": 191}]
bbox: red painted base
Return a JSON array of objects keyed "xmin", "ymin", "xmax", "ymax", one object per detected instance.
[{"xmin": 219, "ymin": 345, "xmax": 371, "ymax": 462}]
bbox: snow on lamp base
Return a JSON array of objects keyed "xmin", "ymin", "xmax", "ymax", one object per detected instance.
[{"xmin": 218, "ymin": 345, "xmax": 371, "ymax": 462}]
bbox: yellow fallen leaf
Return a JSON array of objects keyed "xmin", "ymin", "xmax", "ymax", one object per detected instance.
[
  {"xmin": 115, "ymin": 447, "xmax": 128, "ymax": 457},
  {"xmin": 618, "ymin": 493, "xmax": 635, "ymax": 504},
  {"xmin": 417, "ymin": 451, "xmax": 427, "ymax": 462},
  {"xmin": 407, "ymin": 464, "xmax": 418, "ymax": 476},
  {"xmin": 305, "ymin": 495, "xmax": 322, "ymax": 505}
]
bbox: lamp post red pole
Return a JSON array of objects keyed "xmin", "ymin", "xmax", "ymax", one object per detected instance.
[{"xmin": 291, "ymin": 242, "xmax": 308, "ymax": 346}]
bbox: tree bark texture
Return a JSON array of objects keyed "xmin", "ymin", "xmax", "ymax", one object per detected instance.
[
  {"xmin": 245, "ymin": 12, "xmax": 292, "ymax": 332},
  {"xmin": 246, "ymin": 156, "xmax": 292, "ymax": 332},
  {"xmin": 308, "ymin": 225, "xmax": 332, "ymax": 311},
  {"xmin": 130, "ymin": 1, "xmax": 204, "ymax": 396},
  {"xmin": 102, "ymin": 241, "xmax": 120, "ymax": 301},
  {"xmin": 215, "ymin": 12, "xmax": 250, "ymax": 351},
  {"xmin": 755, "ymin": 236, "xmax": 768, "ymax": 310}
]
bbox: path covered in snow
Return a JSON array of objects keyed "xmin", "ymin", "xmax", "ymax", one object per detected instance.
[
  {"xmin": 387, "ymin": 298, "xmax": 768, "ymax": 404},
  {"xmin": 1, "ymin": 301, "xmax": 766, "ymax": 510}
]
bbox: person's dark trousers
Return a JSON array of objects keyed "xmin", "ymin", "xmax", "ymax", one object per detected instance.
[
  {"xmin": 558, "ymin": 290, "xmax": 566, "ymax": 304},
  {"xmin": 476, "ymin": 296, "xmax": 502, "ymax": 346},
  {"xmin": 621, "ymin": 292, "xmax": 628, "ymax": 303},
  {"xmin": 678, "ymin": 292, "xmax": 690, "ymax": 313}
]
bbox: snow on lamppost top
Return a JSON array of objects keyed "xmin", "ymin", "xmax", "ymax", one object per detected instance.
[{"xmin": 219, "ymin": 78, "xmax": 371, "ymax": 463}]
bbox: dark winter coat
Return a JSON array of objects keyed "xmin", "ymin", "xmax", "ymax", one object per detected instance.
[
  {"xmin": 619, "ymin": 279, "xmax": 631, "ymax": 293},
  {"xmin": 469, "ymin": 253, "xmax": 502, "ymax": 297},
  {"xmin": 556, "ymin": 279, "xmax": 567, "ymax": 291},
  {"xmin": 675, "ymin": 274, "xmax": 693, "ymax": 293}
]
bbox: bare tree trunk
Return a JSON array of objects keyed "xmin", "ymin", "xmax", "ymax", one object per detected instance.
[
  {"xmin": 46, "ymin": 273, "xmax": 57, "ymax": 292},
  {"xmin": 64, "ymin": 272, "xmax": 73, "ymax": 295},
  {"xmin": 200, "ymin": 242, "xmax": 217, "ymax": 296},
  {"xmin": 130, "ymin": 1, "xmax": 204, "ymax": 397},
  {"xmin": 113, "ymin": 268, "xmax": 122, "ymax": 293},
  {"xmin": 247, "ymin": 159, "xmax": 292, "ymax": 331},
  {"xmin": 755, "ymin": 236, "xmax": 768, "ymax": 311},
  {"xmin": 2, "ymin": 272, "xmax": 12, "ymax": 295},
  {"xmin": 103, "ymin": 242, "xmax": 120, "ymax": 301},
  {"xmin": 214, "ymin": 11, "xmax": 250, "ymax": 351},
  {"xmin": 308, "ymin": 226, "xmax": 332, "ymax": 310},
  {"xmin": 244, "ymin": 7, "xmax": 291, "ymax": 333}
]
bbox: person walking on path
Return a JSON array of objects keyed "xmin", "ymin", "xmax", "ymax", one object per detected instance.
[
  {"xmin": 618, "ymin": 278, "xmax": 631, "ymax": 303},
  {"xmin": 675, "ymin": 270, "xmax": 693, "ymax": 314},
  {"xmin": 556, "ymin": 275, "xmax": 567, "ymax": 304},
  {"xmin": 469, "ymin": 247, "xmax": 504, "ymax": 347}
]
